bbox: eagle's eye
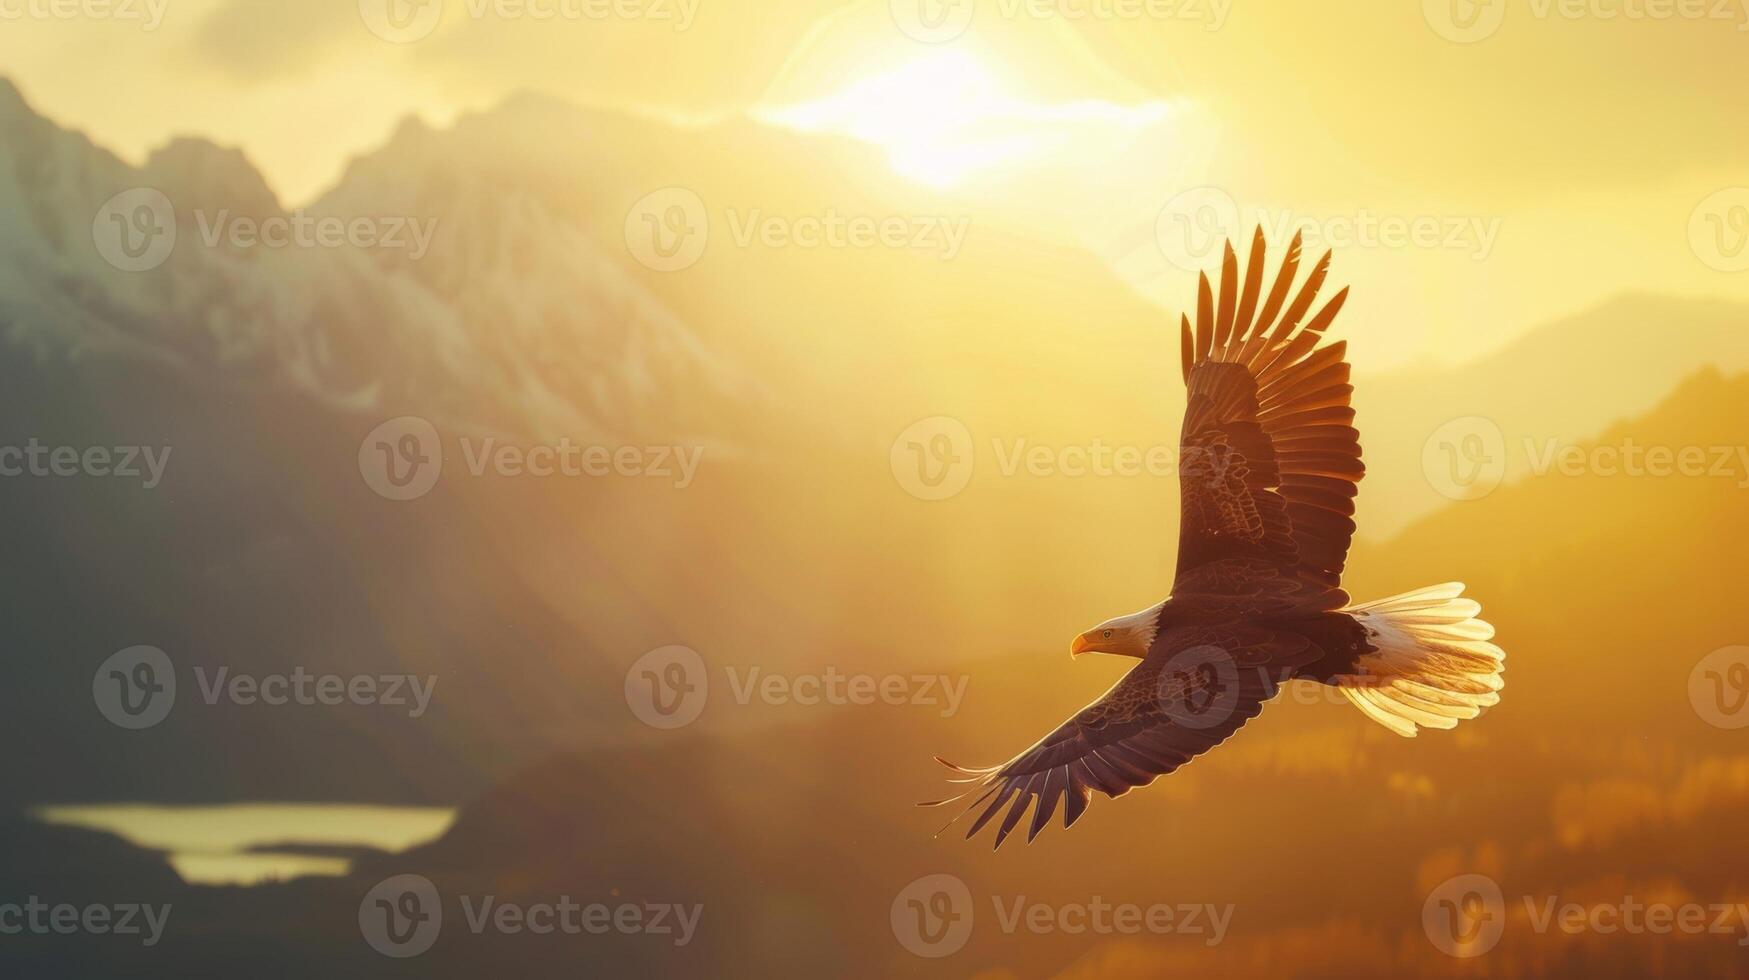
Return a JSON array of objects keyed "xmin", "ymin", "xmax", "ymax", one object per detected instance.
[{"xmin": 1102, "ymin": 629, "xmax": 1113, "ymax": 639}]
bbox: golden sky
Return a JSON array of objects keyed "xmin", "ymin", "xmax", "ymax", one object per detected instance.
[{"xmin": 3, "ymin": 0, "xmax": 1746, "ymax": 369}]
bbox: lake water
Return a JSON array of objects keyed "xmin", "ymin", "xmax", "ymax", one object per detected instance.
[{"xmin": 33, "ymin": 803, "xmax": 457, "ymax": 886}]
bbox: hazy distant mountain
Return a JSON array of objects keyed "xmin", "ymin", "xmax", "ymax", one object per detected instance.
[
  {"xmin": 0, "ymin": 73, "xmax": 1184, "ymax": 449},
  {"xmin": 315, "ymin": 90, "xmax": 1185, "ymax": 451},
  {"xmin": 1354, "ymin": 293, "xmax": 1749, "ymax": 536},
  {"xmin": 15, "ymin": 71, "xmax": 1742, "ymax": 520},
  {"xmin": 0, "ymin": 78, "xmax": 753, "ymax": 445}
]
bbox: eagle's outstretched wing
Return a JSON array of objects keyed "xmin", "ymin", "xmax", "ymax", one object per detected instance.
[
  {"xmin": 1175, "ymin": 229, "xmax": 1363, "ymax": 601},
  {"xmin": 925, "ymin": 624, "xmax": 1322, "ymax": 848}
]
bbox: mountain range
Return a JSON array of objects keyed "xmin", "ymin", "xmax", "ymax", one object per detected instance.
[{"xmin": 3, "ymin": 71, "xmax": 1748, "ymax": 978}]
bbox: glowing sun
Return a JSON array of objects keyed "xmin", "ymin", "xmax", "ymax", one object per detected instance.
[{"xmin": 759, "ymin": 51, "xmax": 1171, "ymax": 188}]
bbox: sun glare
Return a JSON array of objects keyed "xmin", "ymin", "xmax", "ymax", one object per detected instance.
[{"xmin": 759, "ymin": 51, "xmax": 1171, "ymax": 188}]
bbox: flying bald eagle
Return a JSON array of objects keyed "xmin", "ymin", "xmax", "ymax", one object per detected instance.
[{"xmin": 926, "ymin": 230, "xmax": 1506, "ymax": 848}]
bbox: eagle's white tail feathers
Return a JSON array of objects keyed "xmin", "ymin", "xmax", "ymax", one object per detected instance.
[{"xmin": 1333, "ymin": 583, "xmax": 1504, "ymax": 738}]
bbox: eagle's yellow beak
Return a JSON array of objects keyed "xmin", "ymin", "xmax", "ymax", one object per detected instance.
[{"xmin": 1070, "ymin": 634, "xmax": 1092, "ymax": 658}]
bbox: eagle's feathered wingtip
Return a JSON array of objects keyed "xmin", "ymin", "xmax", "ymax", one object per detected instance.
[
  {"xmin": 932, "ymin": 755, "xmax": 999, "ymax": 775},
  {"xmin": 919, "ymin": 756, "xmax": 1005, "ymax": 843},
  {"xmin": 1185, "ymin": 226, "xmax": 1347, "ymax": 374}
]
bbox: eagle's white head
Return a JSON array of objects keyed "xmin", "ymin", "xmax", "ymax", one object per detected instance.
[{"xmin": 1070, "ymin": 601, "xmax": 1167, "ymax": 659}]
